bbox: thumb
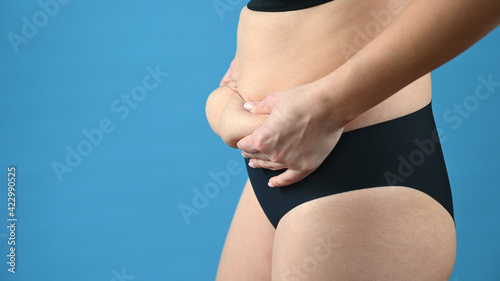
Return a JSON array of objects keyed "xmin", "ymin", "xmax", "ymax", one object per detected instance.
[
  {"xmin": 243, "ymin": 91, "xmax": 284, "ymax": 114},
  {"xmin": 236, "ymin": 133, "xmax": 257, "ymax": 153},
  {"xmin": 268, "ymin": 168, "xmax": 310, "ymax": 188}
]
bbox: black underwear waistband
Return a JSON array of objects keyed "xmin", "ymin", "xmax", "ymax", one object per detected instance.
[{"xmin": 246, "ymin": 102, "xmax": 454, "ymax": 228}]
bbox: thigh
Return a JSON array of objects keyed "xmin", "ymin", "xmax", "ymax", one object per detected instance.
[
  {"xmin": 272, "ymin": 186, "xmax": 456, "ymax": 281},
  {"xmin": 216, "ymin": 179, "xmax": 275, "ymax": 281}
]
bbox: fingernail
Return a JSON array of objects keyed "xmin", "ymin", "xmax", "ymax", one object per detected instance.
[
  {"xmin": 268, "ymin": 181, "xmax": 275, "ymax": 188},
  {"xmin": 243, "ymin": 102, "xmax": 256, "ymax": 111},
  {"xmin": 248, "ymin": 161, "xmax": 255, "ymax": 168}
]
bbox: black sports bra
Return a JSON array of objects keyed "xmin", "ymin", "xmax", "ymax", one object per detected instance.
[{"xmin": 247, "ymin": 0, "xmax": 334, "ymax": 12}]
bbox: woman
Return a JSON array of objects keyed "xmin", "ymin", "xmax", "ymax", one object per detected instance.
[{"xmin": 206, "ymin": 0, "xmax": 500, "ymax": 279}]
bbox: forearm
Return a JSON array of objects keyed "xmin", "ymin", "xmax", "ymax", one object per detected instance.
[
  {"xmin": 220, "ymin": 93, "xmax": 268, "ymax": 148},
  {"xmin": 318, "ymin": 0, "xmax": 500, "ymax": 125}
]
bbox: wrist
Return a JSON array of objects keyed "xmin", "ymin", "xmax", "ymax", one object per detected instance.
[{"xmin": 311, "ymin": 64, "xmax": 359, "ymax": 129}]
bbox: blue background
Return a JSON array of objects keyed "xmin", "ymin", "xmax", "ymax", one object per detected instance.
[{"xmin": 0, "ymin": 1, "xmax": 498, "ymax": 280}]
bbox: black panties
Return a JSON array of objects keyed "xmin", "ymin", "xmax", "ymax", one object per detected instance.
[{"xmin": 245, "ymin": 102, "xmax": 454, "ymax": 228}]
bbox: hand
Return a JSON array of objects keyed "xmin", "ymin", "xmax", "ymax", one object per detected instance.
[
  {"xmin": 219, "ymin": 91, "xmax": 268, "ymax": 148},
  {"xmin": 237, "ymin": 83, "xmax": 346, "ymax": 187}
]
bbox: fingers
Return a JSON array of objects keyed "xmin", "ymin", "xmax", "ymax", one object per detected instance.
[
  {"xmin": 238, "ymin": 130, "xmax": 274, "ymax": 161},
  {"xmin": 248, "ymin": 159, "xmax": 286, "ymax": 170},
  {"xmin": 237, "ymin": 134, "xmax": 259, "ymax": 153},
  {"xmin": 243, "ymin": 102, "xmax": 257, "ymax": 111},
  {"xmin": 268, "ymin": 169, "xmax": 310, "ymax": 188},
  {"xmin": 241, "ymin": 150, "xmax": 270, "ymax": 161},
  {"xmin": 248, "ymin": 99, "xmax": 271, "ymax": 114},
  {"xmin": 243, "ymin": 91, "xmax": 284, "ymax": 114}
]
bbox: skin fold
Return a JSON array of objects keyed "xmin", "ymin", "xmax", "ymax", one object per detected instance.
[{"xmin": 208, "ymin": 1, "xmax": 499, "ymax": 279}]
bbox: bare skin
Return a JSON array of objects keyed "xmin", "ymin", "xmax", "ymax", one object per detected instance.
[
  {"xmin": 206, "ymin": 0, "xmax": 500, "ymax": 279},
  {"xmin": 237, "ymin": 0, "xmax": 500, "ymax": 186},
  {"xmin": 216, "ymin": 180, "xmax": 274, "ymax": 281}
]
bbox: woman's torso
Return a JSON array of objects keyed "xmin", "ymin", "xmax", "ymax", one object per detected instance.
[{"xmin": 232, "ymin": 0, "xmax": 432, "ymax": 131}]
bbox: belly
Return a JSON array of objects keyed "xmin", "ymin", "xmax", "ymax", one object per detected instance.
[{"xmin": 230, "ymin": 0, "xmax": 432, "ymax": 131}]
